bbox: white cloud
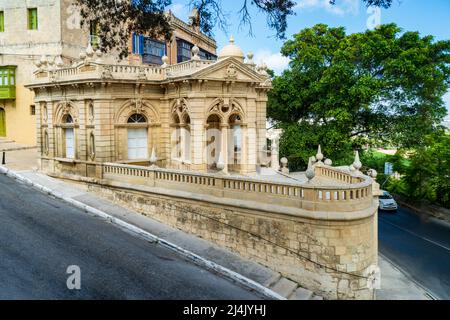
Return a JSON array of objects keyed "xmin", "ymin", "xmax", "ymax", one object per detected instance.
[
  {"xmin": 168, "ymin": 3, "xmax": 189, "ymax": 19},
  {"xmin": 254, "ymin": 50, "xmax": 290, "ymax": 75},
  {"xmin": 296, "ymin": 0, "xmax": 360, "ymax": 16}
]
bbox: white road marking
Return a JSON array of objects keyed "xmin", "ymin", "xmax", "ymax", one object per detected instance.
[{"xmin": 380, "ymin": 218, "xmax": 450, "ymax": 252}]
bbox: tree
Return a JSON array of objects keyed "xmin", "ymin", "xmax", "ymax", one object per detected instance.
[
  {"xmin": 268, "ymin": 23, "xmax": 450, "ymax": 169},
  {"xmin": 399, "ymin": 133, "xmax": 450, "ymax": 208},
  {"xmin": 74, "ymin": 0, "xmax": 394, "ymax": 59}
]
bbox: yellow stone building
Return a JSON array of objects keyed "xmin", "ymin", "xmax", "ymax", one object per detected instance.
[
  {"xmin": 26, "ymin": 37, "xmax": 380, "ymax": 299},
  {"xmin": 0, "ymin": 0, "xmax": 216, "ymax": 145}
]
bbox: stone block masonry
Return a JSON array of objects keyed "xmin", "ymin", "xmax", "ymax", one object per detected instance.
[
  {"xmin": 27, "ymin": 37, "xmax": 379, "ymax": 300},
  {"xmin": 87, "ymin": 181, "xmax": 377, "ymax": 300}
]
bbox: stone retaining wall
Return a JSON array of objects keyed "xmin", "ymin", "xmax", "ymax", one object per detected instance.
[{"xmin": 87, "ymin": 181, "xmax": 378, "ymax": 300}]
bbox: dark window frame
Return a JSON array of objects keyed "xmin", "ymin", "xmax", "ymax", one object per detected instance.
[{"xmin": 176, "ymin": 38, "xmax": 217, "ymax": 63}]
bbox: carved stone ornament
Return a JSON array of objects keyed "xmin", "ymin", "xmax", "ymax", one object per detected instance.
[
  {"xmin": 132, "ymin": 99, "xmax": 144, "ymax": 114},
  {"xmin": 225, "ymin": 64, "xmax": 238, "ymax": 80},
  {"xmin": 62, "ymin": 102, "xmax": 71, "ymax": 115},
  {"xmin": 101, "ymin": 65, "xmax": 113, "ymax": 79},
  {"xmin": 138, "ymin": 68, "xmax": 147, "ymax": 80},
  {"xmin": 49, "ymin": 71, "xmax": 57, "ymax": 83}
]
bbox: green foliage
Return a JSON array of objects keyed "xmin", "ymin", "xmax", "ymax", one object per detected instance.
[
  {"xmin": 269, "ymin": 23, "xmax": 450, "ymax": 164},
  {"xmin": 399, "ymin": 133, "xmax": 450, "ymax": 207},
  {"xmin": 362, "ymin": 133, "xmax": 450, "ymax": 208},
  {"xmin": 75, "ymin": 1, "xmax": 396, "ymax": 59}
]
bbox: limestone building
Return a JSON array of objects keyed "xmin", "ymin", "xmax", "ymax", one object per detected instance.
[
  {"xmin": 26, "ymin": 39, "xmax": 380, "ymax": 300},
  {"xmin": 27, "ymin": 37, "xmax": 270, "ymax": 175},
  {"xmin": 0, "ymin": 0, "xmax": 216, "ymax": 145}
]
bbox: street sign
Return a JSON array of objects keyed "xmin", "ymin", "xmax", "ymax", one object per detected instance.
[{"xmin": 385, "ymin": 162, "xmax": 394, "ymax": 176}]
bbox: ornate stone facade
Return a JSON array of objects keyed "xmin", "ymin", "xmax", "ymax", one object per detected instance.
[
  {"xmin": 27, "ymin": 39, "xmax": 270, "ymax": 175},
  {"xmin": 26, "ymin": 40, "xmax": 380, "ymax": 300},
  {"xmin": 0, "ymin": 0, "xmax": 217, "ymax": 145}
]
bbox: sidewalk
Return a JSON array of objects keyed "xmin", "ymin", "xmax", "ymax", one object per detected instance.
[
  {"xmin": 0, "ymin": 138, "xmax": 38, "ymax": 171},
  {"xmin": 376, "ymin": 256, "xmax": 431, "ymax": 300},
  {"xmin": 0, "ymin": 147, "xmax": 432, "ymax": 300}
]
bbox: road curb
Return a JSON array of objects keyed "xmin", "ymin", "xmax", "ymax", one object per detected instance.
[{"xmin": 0, "ymin": 165, "xmax": 285, "ymax": 300}]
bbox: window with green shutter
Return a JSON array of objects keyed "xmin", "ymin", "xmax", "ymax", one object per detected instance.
[
  {"xmin": 28, "ymin": 8, "xmax": 38, "ymax": 30},
  {"xmin": 0, "ymin": 11, "xmax": 4, "ymax": 32},
  {"xmin": 0, "ymin": 66, "xmax": 17, "ymax": 100}
]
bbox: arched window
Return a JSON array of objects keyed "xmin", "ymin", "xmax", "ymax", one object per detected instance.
[
  {"xmin": 127, "ymin": 113, "xmax": 147, "ymax": 123},
  {"xmin": 206, "ymin": 114, "xmax": 222, "ymax": 169},
  {"xmin": 64, "ymin": 114, "xmax": 74, "ymax": 124},
  {"xmin": 171, "ymin": 114, "xmax": 181, "ymax": 160},
  {"xmin": 127, "ymin": 114, "xmax": 148, "ymax": 160},
  {"xmin": 229, "ymin": 114, "xmax": 243, "ymax": 165},
  {"xmin": 63, "ymin": 114, "xmax": 75, "ymax": 159},
  {"xmin": 183, "ymin": 115, "xmax": 191, "ymax": 162}
]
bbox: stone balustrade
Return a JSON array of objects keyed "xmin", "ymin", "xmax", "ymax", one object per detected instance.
[
  {"xmin": 102, "ymin": 162, "xmax": 374, "ymax": 214},
  {"xmin": 315, "ymin": 165, "xmax": 365, "ymax": 184},
  {"xmin": 165, "ymin": 59, "xmax": 215, "ymax": 75},
  {"xmin": 32, "ymin": 59, "xmax": 214, "ymax": 84}
]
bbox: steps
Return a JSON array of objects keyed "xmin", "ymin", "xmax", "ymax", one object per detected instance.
[{"xmin": 265, "ymin": 273, "xmax": 324, "ymax": 300}]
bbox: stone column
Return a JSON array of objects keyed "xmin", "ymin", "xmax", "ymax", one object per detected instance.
[
  {"xmin": 240, "ymin": 125, "xmax": 257, "ymax": 176},
  {"xmin": 179, "ymin": 124, "xmax": 186, "ymax": 162},
  {"xmin": 191, "ymin": 120, "xmax": 204, "ymax": 171},
  {"xmin": 267, "ymin": 128, "xmax": 283, "ymax": 171},
  {"xmin": 219, "ymin": 124, "xmax": 229, "ymax": 173},
  {"xmin": 241, "ymin": 125, "xmax": 248, "ymax": 173}
]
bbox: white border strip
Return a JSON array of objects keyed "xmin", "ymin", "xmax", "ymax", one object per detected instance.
[{"xmin": 0, "ymin": 165, "xmax": 285, "ymax": 300}]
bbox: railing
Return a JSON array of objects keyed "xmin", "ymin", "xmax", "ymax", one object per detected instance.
[
  {"xmin": 166, "ymin": 60, "xmax": 214, "ymax": 75},
  {"xmin": 109, "ymin": 65, "xmax": 163, "ymax": 77},
  {"xmin": 102, "ymin": 163, "xmax": 374, "ymax": 213},
  {"xmin": 32, "ymin": 58, "xmax": 215, "ymax": 83},
  {"xmin": 315, "ymin": 166, "xmax": 364, "ymax": 184}
]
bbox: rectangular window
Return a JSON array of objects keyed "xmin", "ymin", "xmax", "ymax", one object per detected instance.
[
  {"xmin": 177, "ymin": 39, "xmax": 193, "ymax": 63},
  {"xmin": 90, "ymin": 21, "xmax": 100, "ymax": 48},
  {"xmin": 0, "ymin": 66, "xmax": 16, "ymax": 100},
  {"xmin": 65, "ymin": 128, "xmax": 75, "ymax": 159},
  {"xmin": 132, "ymin": 32, "xmax": 137, "ymax": 54},
  {"xmin": 199, "ymin": 48, "xmax": 217, "ymax": 61},
  {"xmin": 127, "ymin": 128, "xmax": 148, "ymax": 160},
  {"xmin": 30, "ymin": 105, "xmax": 36, "ymax": 116},
  {"xmin": 142, "ymin": 38, "xmax": 166, "ymax": 65},
  {"xmin": 28, "ymin": 8, "xmax": 38, "ymax": 30},
  {"xmin": 176, "ymin": 39, "xmax": 217, "ymax": 63},
  {"xmin": 0, "ymin": 11, "xmax": 4, "ymax": 32},
  {"xmin": 3, "ymin": 71, "xmax": 8, "ymax": 85}
]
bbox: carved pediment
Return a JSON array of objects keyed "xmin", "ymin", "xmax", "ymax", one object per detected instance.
[{"xmin": 189, "ymin": 57, "xmax": 266, "ymax": 83}]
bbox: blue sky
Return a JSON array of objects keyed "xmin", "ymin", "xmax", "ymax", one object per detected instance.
[{"xmin": 169, "ymin": 0, "xmax": 449, "ymax": 116}]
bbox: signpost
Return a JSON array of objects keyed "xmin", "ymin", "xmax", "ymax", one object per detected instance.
[{"xmin": 384, "ymin": 162, "xmax": 394, "ymax": 176}]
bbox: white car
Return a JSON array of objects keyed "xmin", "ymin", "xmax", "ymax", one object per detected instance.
[{"xmin": 379, "ymin": 190, "xmax": 398, "ymax": 212}]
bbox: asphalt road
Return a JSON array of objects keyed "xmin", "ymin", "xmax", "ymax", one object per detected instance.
[
  {"xmin": 378, "ymin": 206, "xmax": 450, "ymax": 300},
  {"xmin": 0, "ymin": 174, "xmax": 263, "ymax": 300}
]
